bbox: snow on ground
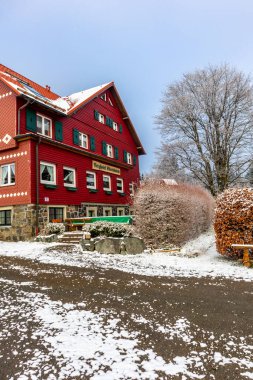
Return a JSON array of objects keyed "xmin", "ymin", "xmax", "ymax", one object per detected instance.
[
  {"xmin": 0, "ymin": 230, "xmax": 253, "ymax": 281},
  {"xmin": 1, "ymin": 283, "xmax": 252, "ymax": 380}
]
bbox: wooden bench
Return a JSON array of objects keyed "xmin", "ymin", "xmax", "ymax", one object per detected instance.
[
  {"xmin": 65, "ymin": 218, "xmax": 91, "ymax": 231},
  {"xmin": 231, "ymin": 244, "xmax": 253, "ymax": 268}
]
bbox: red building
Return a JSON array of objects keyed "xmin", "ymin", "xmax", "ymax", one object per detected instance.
[{"xmin": 0, "ymin": 64, "xmax": 145, "ymax": 240}]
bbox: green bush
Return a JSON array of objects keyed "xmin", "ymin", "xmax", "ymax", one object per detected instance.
[
  {"xmin": 85, "ymin": 222, "xmax": 132, "ymax": 238},
  {"xmin": 45, "ymin": 223, "xmax": 65, "ymax": 235}
]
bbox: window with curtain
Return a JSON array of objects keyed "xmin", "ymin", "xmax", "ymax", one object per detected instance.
[
  {"xmin": 0, "ymin": 163, "xmax": 15, "ymax": 186},
  {"xmin": 40, "ymin": 162, "xmax": 56, "ymax": 184}
]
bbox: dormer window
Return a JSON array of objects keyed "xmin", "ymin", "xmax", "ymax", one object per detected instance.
[{"xmin": 37, "ymin": 114, "xmax": 52, "ymax": 138}]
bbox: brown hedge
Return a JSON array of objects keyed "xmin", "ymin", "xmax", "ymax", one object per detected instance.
[
  {"xmin": 214, "ymin": 188, "xmax": 253, "ymax": 258},
  {"xmin": 133, "ymin": 181, "xmax": 214, "ymax": 248}
]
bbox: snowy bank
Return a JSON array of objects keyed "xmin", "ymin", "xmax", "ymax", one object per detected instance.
[{"xmin": 0, "ymin": 231, "xmax": 253, "ymax": 281}]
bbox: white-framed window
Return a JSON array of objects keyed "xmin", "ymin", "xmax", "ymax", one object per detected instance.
[
  {"xmin": 79, "ymin": 133, "xmax": 88, "ymax": 149},
  {"xmin": 86, "ymin": 171, "xmax": 96, "ymax": 189},
  {"xmin": 37, "ymin": 114, "xmax": 52, "ymax": 138},
  {"xmin": 40, "ymin": 162, "xmax": 56, "ymax": 185},
  {"xmin": 116, "ymin": 178, "xmax": 124, "ymax": 193},
  {"xmin": 117, "ymin": 208, "xmax": 125, "ymax": 216},
  {"xmin": 113, "ymin": 121, "xmax": 118, "ymax": 131},
  {"xmin": 99, "ymin": 113, "xmax": 104, "ymax": 124},
  {"xmin": 103, "ymin": 175, "xmax": 111, "ymax": 191},
  {"xmin": 103, "ymin": 207, "xmax": 112, "ymax": 216},
  {"xmin": 86, "ymin": 207, "xmax": 97, "ymax": 217},
  {"xmin": 108, "ymin": 97, "xmax": 113, "ymax": 106},
  {"xmin": 127, "ymin": 152, "xmax": 132, "ymax": 165},
  {"xmin": 106, "ymin": 144, "xmax": 114, "ymax": 158},
  {"xmin": 101, "ymin": 93, "xmax": 107, "ymax": 101},
  {"xmin": 0, "ymin": 163, "xmax": 15, "ymax": 186},
  {"xmin": 129, "ymin": 182, "xmax": 135, "ymax": 196},
  {"xmin": 63, "ymin": 167, "xmax": 76, "ymax": 187}
]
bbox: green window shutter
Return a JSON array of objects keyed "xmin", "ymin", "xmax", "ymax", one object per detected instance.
[
  {"xmin": 114, "ymin": 147, "xmax": 119, "ymax": 160},
  {"xmin": 55, "ymin": 121, "xmax": 63, "ymax": 142},
  {"xmin": 119, "ymin": 124, "xmax": 123, "ymax": 133},
  {"xmin": 133, "ymin": 155, "xmax": 137, "ymax": 166},
  {"xmin": 26, "ymin": 108, "xmax": 36, "ymax": 132},
  {"xmin": 94, "ymin": 110, "xmax": 99, "ymax": 121},
  {"xmin": 90, "ymin": 136, "xmax": 96, "ymax": 151},
  {"xmin": 73, "ymin": 128, "xmax": 79, "ymax": 145},
  {"xmin": 106, "ymin": 116, "xmax": 110, "ymax": 126},
  {"xmin": 102, "ymin": 141, "xmax": 107, "ymax": 155},
  {"xmin": 123, "ymin": 150, "xmax": 127, "ymax": 163}
]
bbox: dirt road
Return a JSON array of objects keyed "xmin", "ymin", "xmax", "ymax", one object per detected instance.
[{"xmin": 0, "ymin": 254, "xmax": 252, "ymax": 379}]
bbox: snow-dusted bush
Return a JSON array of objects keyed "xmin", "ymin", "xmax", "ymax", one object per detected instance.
[
  {"xmin": 45, "ymin": 223, "xmax": 65, "ymax": 235},
  {"xmin": 86, "ymin": 222, "xmax": 133, "ymax": 238},
  {"xmin": 214, "ymin": 188, "xmax": 253, "ymax": 258},
  {"xmin": 133, "ymin": 181, "xmax": 214, "ymax": 248}
]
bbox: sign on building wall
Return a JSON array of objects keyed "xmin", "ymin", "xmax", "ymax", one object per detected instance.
[{"xmin": 92, "ymin": 161, "xmax": 121, "ymax": 175}]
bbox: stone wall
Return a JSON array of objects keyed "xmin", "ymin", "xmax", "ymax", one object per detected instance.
[
  {"xmin": 0, "ymin": 203, "xmax": 131, "ymax": 241},
  {"xmin": 0, "ymin": 204, "xmax": 36, "ymax": 241}
]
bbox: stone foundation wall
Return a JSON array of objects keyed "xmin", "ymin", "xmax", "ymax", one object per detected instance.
[
  {"xmin": 0, "ymin": 203, "xmax": 130, "ymax": 241},
  {"xmin": 0, "ymin": 205, "xmax": 36, "ymax": 241}
]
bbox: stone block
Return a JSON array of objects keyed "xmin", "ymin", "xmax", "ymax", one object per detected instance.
[
  {"xmin": 95, "ymin": 238, "xmax": 121, "ymax": 254},
  {"xmin": 123, "ymin": 237, "xmax": 146, "ymax": 254}
]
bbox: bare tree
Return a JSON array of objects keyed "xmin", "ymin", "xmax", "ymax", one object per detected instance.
[
  {"xmin": 156, "ymin": 65, "xmax": 253, "ymax": 195},
  {"xmin": 152, "ymin": 142, "xmax": 193, "ymax": 182}
]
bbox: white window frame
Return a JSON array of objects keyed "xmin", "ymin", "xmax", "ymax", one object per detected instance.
[
  {"xmin": 101, "ymin": 93, "xmax": 107, "ymax": 101},
  {"xmin": 129, "ymin": 182, "xmax": 135, "ymax": 196},
  {"xmin": 108, "ymin": 97, "xmax": 113, "ymax": 106},
  {"xmin": 98, "ymin": 113, "xmax": 105, "ymax": 124},
  {"xmin": 103, "ymin": 207, "xmax": 112, "ymax": 216},
  {"xmin": 103, "ymin": 175, "xmax": 111, "ymax": 191},
  {"xmin": 40, "ymin": 162, "xmax": 56, "ymax": 185},
  {"xmin": 116, "ymin": 178, "xmax": 124, "ymax": 193},
  {"xmin": 86, "ymin": 206, "xmax": 97, "ymax": 217},
  {"xmin": 113, "ymin": 121, "xmax": 118, "ymax": 131},
  {"xmin": 36, "ymin": 113, "xmax": 52, "ymax": 138},
  {"xmin": 0, "ymin": 163, "xmax": 15, "ymax": 186},
  {"xmin": 107, "ymin": 144, "xmax": 114, "ymax": 158},
  {"xmin": 117, "ymin": 208, "xmax": 125, "ymax": 216},
  {"xmin": 127, "ymin": 152, "xmax": 132, "ymax": 165},
  {"xmin": 63, "ymin": 166, "xmax": 76, "ymax": 188},
  {"xmin": 79, "ymin": 132, "xmax": 88, "ymax": 149},
  {"xmin": 86, "ymin": 171, "xmax": 96, "ymax": 190}
]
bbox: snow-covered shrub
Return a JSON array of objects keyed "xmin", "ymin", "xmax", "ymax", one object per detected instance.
[
  {"xmin": 133, "ymin": 181, "xmax": 214, "ymax": 248},
  {"xmin": 214, "ymin": 188, "xmax": 253, "ymax": 258},
  {"xmin": 86, "ymin": 222, "xmax": 133, "ymax": 238},
  {"xmin": 45, "ymin": 223, "xmax": 65, "ymax": 235}
]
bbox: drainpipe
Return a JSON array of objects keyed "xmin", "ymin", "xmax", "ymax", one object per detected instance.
[
  {"xmin": 35, "ymin": 137, "xmax": 41, "ymax": 235},
  {"xmin": 17, "ymin": 98, "xmax": 30, "ymax": 135}
]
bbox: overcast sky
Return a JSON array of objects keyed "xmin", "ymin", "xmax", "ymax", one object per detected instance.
[{"xmin": 1, "ymin": 0, "xmax": 253, "ymax": 173}]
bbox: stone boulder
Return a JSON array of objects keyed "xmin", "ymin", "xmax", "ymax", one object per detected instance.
[
  {"xmin": 35, "ymin": 234, "xmax": 58, "ymax": 243},
  {"xmin": 80, "ymin": 239, "xmax": 95, "ymax": 252},
  {"xmin": 94, "ymin": 237, "xmax": 145, "ymax": 255},
  {"xmin": 123, "ymin": 237, "xmax": 146, "ymax": 254},
  {"xmin": 95, "ymin": 238, "xmax": 121, "ymax": 254}
]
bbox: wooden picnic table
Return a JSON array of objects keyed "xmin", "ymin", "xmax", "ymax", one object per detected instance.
[{"xmin": 231, "ymin": 244, "xmax": 253, "ymax": 268}]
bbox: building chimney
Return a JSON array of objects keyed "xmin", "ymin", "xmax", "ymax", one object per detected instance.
[{"xmin": 46, "ymin": 85, "xmax": 51, "ymax": 91}]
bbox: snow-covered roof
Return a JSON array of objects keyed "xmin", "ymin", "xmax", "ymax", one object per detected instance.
[
  {"xmin": 0, "ymin": 65, "xmax": 112, "ymax": 114},
  {"xmin": 0, "ymin": 64, "xmax": 145, "ymax": 154}
]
